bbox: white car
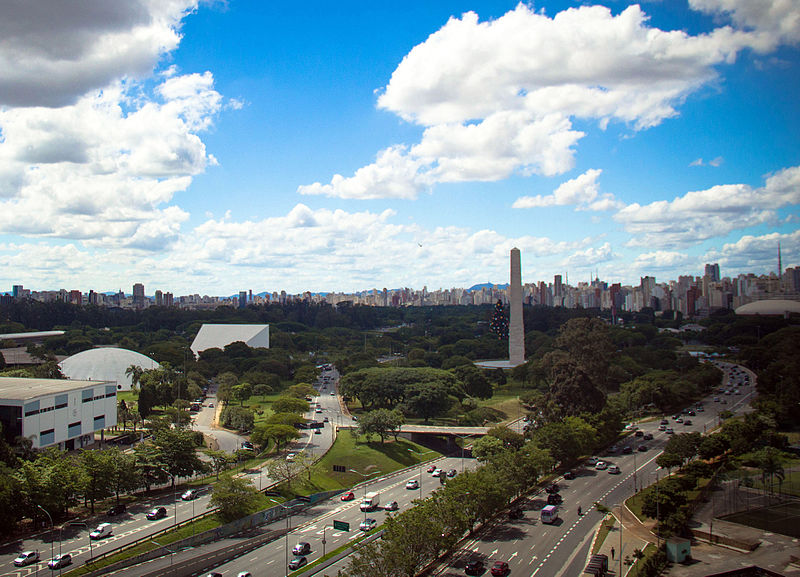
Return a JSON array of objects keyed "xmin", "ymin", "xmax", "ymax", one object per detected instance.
[
  {"xmin": 586, "ymin": 456, "xmax": 599, "ymax": 466},
  {"xmin": 608, "ymin": 465, "xmax": 621, "ymax": 474},
  {"xmin": 89, "ymin": 522, "xmax": 113, "ymax": 539},
  {"xmin": 14, "ymin": 551, "xmax": 39, "ymax": 567},
  {"xmin": 405, "ymin": 478, "xmax": 419, "ymax": 490},
  {"xmin": 431, "ymin": 468, "xmax": 444, "ymax": 477},
  {"xmin": 595, "ymin": 461, "xmax": 608, "ymax": 470},
  {"xmin": 286, "ymin": 452, "xmax": 296, "ymax": 461}
]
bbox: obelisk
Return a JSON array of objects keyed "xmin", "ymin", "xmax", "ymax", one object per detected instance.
[{"xmin": 509, "ymin": 248, "xmax": 525, "ymax": 366}]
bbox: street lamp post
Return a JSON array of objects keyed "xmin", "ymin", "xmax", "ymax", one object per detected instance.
[
  {"xmin": 268, "ymin": 498, "xmax": 301, "ymax": 576},
  {"xmin": 349, "ymin": 468, "xmax": 382, "ymax": 520},
  {"xmin": 35, "ymin": 504, "xmax": 54, "ymax": 562},
  {"xmin": 408, "ymin": 448, "xmax": 436, "ymax": 499},
  {"xmin": 68, "ymin": 522, "xmax": 92, "ymax": 562},
  {"xmin": 156, "ymin": 467, "xmax": 178, "ymax": 529}
]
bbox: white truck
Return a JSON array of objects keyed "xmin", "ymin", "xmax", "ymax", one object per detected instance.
[{"xmin": 360, "ymin": 491, "xmax": 381, "ymax": 511}]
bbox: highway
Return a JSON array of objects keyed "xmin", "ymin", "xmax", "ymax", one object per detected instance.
[{"xmin": 434, "ymin": 360, "xmax": 756, "ymax": 577}]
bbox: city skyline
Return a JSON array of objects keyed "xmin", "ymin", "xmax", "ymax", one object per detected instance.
[{"xmin": 0, "ymin": 1, "xmax": 798, "ymax": 294}]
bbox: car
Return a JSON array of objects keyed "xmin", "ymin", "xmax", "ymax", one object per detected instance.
[
  {"xmin": 181, "ymin": 489, "xmax": 199, "ymax": 501},
  {"xmin": 673, "ymin": 414, "xmax": 682, "ymax": 419},
  {"xmin": 624, "ymin": 423, "xmax": 637, "ymax": 431},
  {"xmin": 89, "ymin": 522, "xmax": 113, "ymax": 539},
  {"xmin": 595, "ymin": 461, "xmax": 608, "ymax": 470},
  {"xmin": 432, "ymin": 468, "xmax": 444, "ymax": 477},
  {"xmin": 465, "ymin": 559, "xmax": 485, "ymax": 575},
  {"xmin": 545, "ymin": 483, "xmax": 559, "ymax": 494},
  {"xmin": 665, "ymin": 427, "xmax": 674, "ymax": 434},
  {"xmin": 563, "ymin": 470, "xmax": 575, "ymax": 480},
  {"xmin": 315, "ymin": 408, "xmax": 323, "ymax": 413},
  {"xmin": 146, "ymin": 506, "xmax": 167, "ymax": 520},
  {"xmin": 406, "ymin": 478, "xmax": 419, "ymax": 490},
  {"xmin": 14, "ymin": 551, "xmax": 40, "ymax": 567},
  {"xmin": 288, "ymin": 556, "xmax": 307, "ymax": 570},
  {"xmin": 237, "ymin": 573, "xmax": 252, "ymax": 577},
  {"xmin": 491, "ymin": 561, "xmax": 510, "ymax": 576},
  {"xmin": 660, "ymin": 419, "xmax": 669, "ymax": 425},
  {"xmin": 720, "ymin": 398, "xmax": 728, "ymax": 404},
  {"xmin": 643, "ymin": 433, "xmax": 653, "ymax": 440},
  {"xmin": 713, "ymin": 396, "xmax": 720, "ymax": 402},
  {"xmin": 697, "ymin": 406, "xmax": 705, "ymax": 412},
  {"xmin": 207, "ymin": 403, "xmax": 214, "ymax": 408},
  {"xmin": 687, "ymin": 410, "xmax": 696, "ymax": 416},
  {"xmin": 286, "ymin": 452, "xmax": 296, "ymax": 461},
  {"xmin": 509, "ymin": 507, "xmax": 524, "ymax": 519},
  {"xmin": 608, "ymin": 465, "xmax": 621, "ymax": 474},
  {"xmin": 447, "ymin": 469, "xmax": 458, "ymax": 477},
  {"xmin": 547, "ymin": 493, "xmax": 563, "ymax": 505},
  {"xmin": 323, "ymin": 416, "xmax": 329, "ymax": 422},
  {"xmin": 351, "ymin": 415, "xmax": 358, "ymax": 421},
  {"xmin": 586, "ymin": 456, "xmax": 599, "ymax": 466},
  {"xmin": 658, "ymin": 424, "xmax": 666, "ymax": 431},
  {"xmin": 107, "ymin": 503, "xmax": 127, "ymax": 516},
  {"xmin": 241, "ymin": 441, "xmax": 254, "ymax": 450},
  {"xmin": 330, "ymin": 391, "xmax": 336, "ymax": 396},
  {"xmin": 314, "ymin": 428, "xmax": 322, "ymax": 434},
  {"xmin": 205, "ymin": 574, "xmax": 223, "ymax": 577},
  {"xmin": 292, "ymin": 542, "xmax": 311, "ymax": 555},
  {"xmin": 340, "ymin": 491, "xmax": 355, "ymax": 501},
  {"xmin": 675, "ymin": 417, "xmax": 683, "ymax": 423},
  {"xmin": 684, "ymin": 419, "xmax": 693, "ymax": 426},
  {"xmin": 360, "ymin": 518, "xmax": 377, "ymax": 531},
  {"xmin": 47, "ymin": 553, "xmax": 72, "ymax": 569},
  {"xmin": 621, "ymin": 445, "xmax": 632, "ymax": 454},
  {"xmin": 634, "ymin": 430, "xmax": 644, "ymax": 437},
  {"xmin": 638, "ymin": 444, "xmax": 648, "ymax": 452},
  {"xmin": 384, "ymin": 501, "xmax": 399, "ymax": 511},
  {"xmin": 427, "ymin": 464, "xmax": 437, "ymax": 473}
]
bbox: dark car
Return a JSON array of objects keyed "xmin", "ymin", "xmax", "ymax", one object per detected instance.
[
  {"xmin": 660, "ymin": 419, "xmax": 669, "ymax": 425},
  {"xmin": 288, "ymin": 556, "xmax": 307, "ymax": 570},
  {"xmin": 621, "ymin": 445, "xmax": 633, "ymax": 454},
  {"xmin": 509, "ymin": 507, "xmax": 523, "ymax": 519},
  {"xmin": 545, "ymin": 483, "xmax": 559, "ymax": 494},
  {"xmin": 204, "ymin": 574, "xmax": 223, "ymax": 577},
  {"xmin": 146, "ymin": 506, "xmax": 167, "ymax": 520},
  {"xmin": 491, "ymin": 561, "xmax": 510, "ymax": 576},
  {"xmin": 107, "ymin": 503, "xmax": 126, "ymax": 516},
  {"xmin": 684, "ymin": 419, "xmax": 693, "ymax": 426},
  {"xmin": 547, "ymin": 493, "xmax": 563, "ymax": 505},
  {"xmin": 634, "ymin": 430, "xmax": 643, "ymax": 437},
  {"xmin": 687, "ymin": 410, "xmax": 696, "ymax": 416},
  {"xmin": 465, "ymin": 559, "xmax": 485, "ymax": 575},
  {"xmin": 638, "ymin": 444, "xmax": 648, "ymax": 452},
  {"xmin": 563, "ymin": 470, "xmax": 575, "ymax": 480},
  {"xmin": 643, "ymin": 433, "xmax": 653, "ymax": 441},
  {"xmin": 292, "ymin": 542, "xmax": 311, "ymax": 555}
]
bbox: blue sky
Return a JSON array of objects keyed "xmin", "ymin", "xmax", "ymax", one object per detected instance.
[{"xmin": 0, "ymin": 0, "xmax": 798, "ymax": 295}]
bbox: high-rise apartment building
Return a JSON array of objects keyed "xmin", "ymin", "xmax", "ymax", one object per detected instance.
[
  {"xmin": 132, "ymin": 283, "xmax": 145, "ymax": 308},
  {"xmin": 704, "ymin": 263, "xmax": 721, "ymax": 282}
]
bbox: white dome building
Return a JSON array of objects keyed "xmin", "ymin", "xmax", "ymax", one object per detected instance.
[
  {"xmin": 735, "ymin": 299, "xmax": 800, "ymax": 316},
  {"xmin": 59, "ymin": 347, "xmax": 160, "ymax": 391}
]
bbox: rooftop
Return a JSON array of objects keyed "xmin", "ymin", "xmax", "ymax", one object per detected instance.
[{"xmin": 0, "ymin": 377, "xmax": 109, "ymax": 401}]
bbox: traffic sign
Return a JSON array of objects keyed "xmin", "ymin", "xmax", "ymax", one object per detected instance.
[{"xmin": 333, "ymin": 520, "xmax": 349, "ymax": 531}]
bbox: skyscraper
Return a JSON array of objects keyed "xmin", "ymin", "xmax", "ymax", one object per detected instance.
[{"xmin": 132, "ymin": 283, "xmax": 145, "ymax": 308}]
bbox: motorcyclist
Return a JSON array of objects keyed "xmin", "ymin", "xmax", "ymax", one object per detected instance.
[{"xmin": 577, "ymin": 505, "xmax": 582, "ymax": 516}]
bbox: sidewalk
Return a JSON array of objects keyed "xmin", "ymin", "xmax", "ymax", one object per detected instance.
[{"xmin": 592, "ymin": 504, "xmax": 655, "ymax": 577}]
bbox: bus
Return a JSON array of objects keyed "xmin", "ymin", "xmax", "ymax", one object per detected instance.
[{"xmin": 541, "ymin": 505, "xmax": 559, "ymax": 524}]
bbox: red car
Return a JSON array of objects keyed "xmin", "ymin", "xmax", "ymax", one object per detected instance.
[
  {"xmin": 340, "ymin": 491, "xmax": 355, "ymax": 501},
  {"xmin": 426, "ymin": 464, "xmax": 437, "ymax": 473},
  {"xmin": 491, "ymin": 561, "xmax": 510, "ymax": 576}
]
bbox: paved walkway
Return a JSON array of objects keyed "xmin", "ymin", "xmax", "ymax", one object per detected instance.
[{"xmin": 591, "ymin": 505, "xmax": 654, "ymax": 576}]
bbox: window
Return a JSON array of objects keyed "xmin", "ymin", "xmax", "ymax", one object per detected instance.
[
  {"xmin": 40, "ymin": 429, "xmax": 55, "ymax": 446},
  {"xmin": 68, "ymin": 422, "xmax": 81, "ymax": 438},
  {"xmin": 82, "ymin": 390, "xmax": 94, "ymax": 403},
  {"xmin": 93, "ymin": 415, "xmax": 105, "ymax": 429},
  {"xmin": 24, "ymin": 400, "xmax": 40, "ymax": 417},
  {"xmin": 55, "ymin": 394, "xmax": 68, "ymax": 410}
]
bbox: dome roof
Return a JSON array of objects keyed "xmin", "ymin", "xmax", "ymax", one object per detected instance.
[
  {"xmin": 735, "ymin": 299, "xmax": 800, "ymax": 315},
  {"xmin": 59, "ymin": 347, "xmax": 160, "ymax": 390}
]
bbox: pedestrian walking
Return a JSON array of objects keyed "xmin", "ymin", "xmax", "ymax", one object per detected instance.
[{"xmin": 611, "ymin": 546, "xmax": 615, "ymax": 560}]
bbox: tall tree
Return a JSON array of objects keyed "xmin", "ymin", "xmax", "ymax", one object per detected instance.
[
  {"xmin": 489, "ymin": 299, "xmax": 509, "ymax": 341},
  {"xmin": 208, "ymin": 475, "xmax": 260, "ymax": 522}
]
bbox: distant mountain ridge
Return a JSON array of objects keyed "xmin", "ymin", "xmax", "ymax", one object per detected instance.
[{"xmin": 467, "ymin": 282, "xmax": 508, "ymax": 292}]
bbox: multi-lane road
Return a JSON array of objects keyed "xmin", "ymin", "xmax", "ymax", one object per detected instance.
[{"xmin": 436, "ymin": 360, "xmax": 756, "ymax": 577}]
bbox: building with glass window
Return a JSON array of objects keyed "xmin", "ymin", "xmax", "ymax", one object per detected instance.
[{"xmin": 0, "ymin": 377, "xmax": 117, "ymax": 450}]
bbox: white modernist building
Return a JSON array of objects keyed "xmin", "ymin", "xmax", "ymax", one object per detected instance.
[
  {"xmin": 190, "ymin": 324, "xmax": 270, "ymax": 358},
  {"xmin": 59, "ymin": 347, "xmax": 160, "ymax": 391},
  {"xmin": 0, "ymin": 377, "xmax": 117, "ymax": 450}
]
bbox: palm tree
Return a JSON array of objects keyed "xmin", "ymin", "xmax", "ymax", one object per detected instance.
[
  {"xmin": 757, "ymin": 447, "xmax": 785, "ymax": 498},
  {"xmin": 125, "ymin": 364, "xmax": 144, "ymax": 393}
]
